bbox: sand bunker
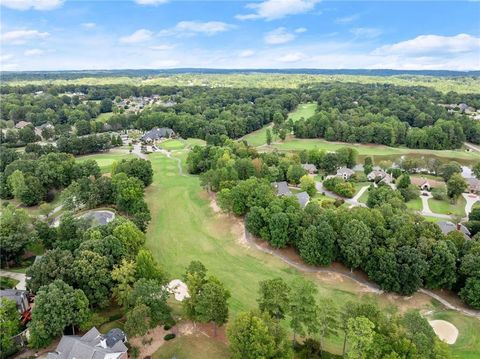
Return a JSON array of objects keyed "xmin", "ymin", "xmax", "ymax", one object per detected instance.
[
  {"xmin": 167, "ymin": 279, "xmax": 190, "ymax": 301},
  {"xmin": 428, "ymin": 320, "xmax": 459, "ymax": 344}
]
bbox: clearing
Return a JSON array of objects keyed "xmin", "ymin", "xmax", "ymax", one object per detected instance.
[{"xmin": 76, "ymin": 150, "xmax": 135, "ymax": 174}]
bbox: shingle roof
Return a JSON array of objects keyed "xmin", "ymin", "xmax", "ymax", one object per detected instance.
[
  {"xmin": 140, "ymin": 127, "xmax": 174, "ymax": 141},
  {"xmin": 296, "ymin": 192, "xmax": 310, "ymax": 208},
  {"xmin": 302, "ymin": 164, "xmax": 317, "ymax": 172},
  {"xmin": 273, "ymin": 181, "xmax": 292, "ymax": 196},
  {"xmin": 336, "ymin": 167, "xmax": 354, "ymax": 176},
  {"xmin": 437, "ymin": 221, "xmax": 471, "ymax": 238}
]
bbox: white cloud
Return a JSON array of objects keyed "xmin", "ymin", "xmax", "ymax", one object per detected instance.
[
  {"xmin": 236, "ymin": 0, "xmax": 320, "ymax": 21},
  {"xmin": 82, "ymin": 22, "xmax": 96, "ymax": 29},
  {"xmin": 134, "ymin": 0, "xmax": 169, "ymax": 5},
  {"xmin": 277, "ymin": 52, "xmax": 305, "ymax": 62},
  {"xmin": 375, "ymin": 33, "xmax": 480, "ymax": 56},
  {"xmin": 1, "ymin": 29, "xmax": 49, "ymax": 44},
  {"xmin": 119, "ymin": 29, "xmax": 153, "ymax": 44},
  {"xmin": 350, "ymin": 27, "xmax": 382, "ymax": 39},
  {"xmin": 159, "ymin": 21, "xmax": 235, "ymax": 36},
  {"xmin": 295, "ymin": 27, "xmax": 307, "ymax": 33},
  {"xmin": 335, "ymin": 14, "xmax": 360, "ymax": 24},
  {"xmin": 239, "ymin": 49, "xmax": 255, "ymax": 58},
  {"xmin": 149, "ymin": 44, "xmax": 175, "ymax": 51},
  {"xmin": 0, "ymin": 53, "xmax": 14, "ymax": 62},
  {"xmin": 1, "ymin": 0, "xmax": 63, "ymax": 10},
  {"xmin": 24, "ymin": 48, "xmax": 44, "ymax": 56},
  {"xmin": 264, "ymin": 27, "xmax": 296, "ymax": 45}
]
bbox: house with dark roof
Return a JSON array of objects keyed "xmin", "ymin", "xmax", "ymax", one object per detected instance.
[
  {"xmin": 437, "ymin": 221, "xmax": 471, "ymax": 240},
  {"xmin": 272, "ymin": 181, "xmax": 292, "ymax": 196},
  {"xmin": 0, "ymin": 289, "xmax": 30, "ymax": 313},
  {"xmin": 466, "ymin": 178, "xmax": 480, "ymax": 194},
  {"xmin": 140, "ymin": 127, "xmax": 175, "ymax": 143},
  {"xmin": 295, "ymin": 192, "xmax": 310, "ymax": 209},
  {"xmin": 48, "ymin": 327, "xmax": 128, "ymax": 359}
]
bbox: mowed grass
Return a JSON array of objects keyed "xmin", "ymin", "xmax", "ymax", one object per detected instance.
[
  {"xmin": 76, "ymin": 152, "xmax": 135, "ymax": 173},
  {"xmin": 159, "ymin": 139, "xmax": 185, "ymax": 150},
  {"xmin": 95, "ymin": 112, "xmax": 114, "ymax": 122},
  {"xmin": 143, "ymin": 152, "xmax": 480, "ymax": 357},
  {"xmin": 243, "ymin": 103, "xmax": 316, "ymax": 147},
  {"xmin": 430, "ymin": 311, "xmax": 480, "ymax": 359},
  {"xmin": 153, "ymin": 335, "xmax": 230, "ymax": 359},
  {"xmin": 271, "ymin": 138, "xmax": 479, "ymax": 162},
  {"xmin": 428, "ymin": 197, "xmax": 466, "ymax": 217},
  {"xmin": 406, "ymin": 197, "xmax": 423, "ymax": 211}
]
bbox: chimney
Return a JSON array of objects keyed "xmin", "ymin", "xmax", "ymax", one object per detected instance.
[{"xmin": 457, "ymin": 223, "xmax": 461, "ymax": 231}]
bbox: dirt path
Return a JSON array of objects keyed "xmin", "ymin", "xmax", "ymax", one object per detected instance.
[{"xmin": 465, "ymin": 142, "xmax": 480, "ymax": 153}]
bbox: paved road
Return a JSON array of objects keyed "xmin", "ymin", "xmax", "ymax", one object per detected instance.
[
  {"xmin": 465, "ymin": 142, "xmax": 480, "ymax": 152},
  {"xmin": 0, "ymin": 270, "xmax": 27, "ymax": 290},
  {"xmin": 463, "ymin": 193, "xmax": 479, "ymax": 219},
  {"xmin": 420, "ymin": 192, "xmax": 433, "ymax": 214},
  {"xmin": 131, "ymin": 144, "xmax": 148, "ymax": 160}
]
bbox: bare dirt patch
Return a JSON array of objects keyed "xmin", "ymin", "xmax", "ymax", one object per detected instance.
[{"xmin": 429, "ymin": 320, "xmax": 459, "ymax": 344}]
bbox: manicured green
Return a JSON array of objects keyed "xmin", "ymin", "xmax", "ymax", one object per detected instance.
[
  {"xmin": 159, "ymin": 139, "xmax": 185, "ymax": 150},
  {"xmin": 0, "ymin": 276, "xmax": 19, "ymax": 289},
  {"xmin": 288, "ymin": 103, "xmax": 316, "ymax": 122},
  {"xmin": 185, "ymin": 138, "xmax": 207, "ymax": 147},
  {"xmin": 76, "ymin": 152, "xmax": 135, "ymax": 174},
  {"xmin": 428, "ymin": 197, "xmax": 466, "ymax": 217},
  {"xmin": 406, "ymin": 197, "xmax": 423, "ymax": 211},
  {"xmin": 153, "ymin": 335, "xmax": 230, "ymax": 359}
]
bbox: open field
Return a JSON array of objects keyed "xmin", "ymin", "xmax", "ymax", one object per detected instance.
[
  {"xmin": 6, "ymin": 74, "xmax": 480, "ymax": 94},
  {"xmin": 184, "ymin": 138, "xmax": 207, "ymax": 147},
  {"xmin": 141, "ymin": 151, "xmax": 480, "ymax": 357},
  {"xmin": 428, "ymin": 197, "xmax": 466, "ymax": 217},
  {"xmin": 270, "ymin": 137, "xmax": 479, "ymax": 163},
  {"xmin": 153, "ymin": 335, "xmax": 230, "ymax": 359},
  {"xmin": 76, "ymin": 151, "xmax": 135, "ymax": 173}
]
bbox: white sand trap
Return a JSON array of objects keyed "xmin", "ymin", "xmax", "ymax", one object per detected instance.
[
  {"xmin": 167, "ymin": 279, "xmax": 190, "ymax": 301},
  {"xmin": 429, "ymin": 320, "xmax": 459, "ymax": 344}
]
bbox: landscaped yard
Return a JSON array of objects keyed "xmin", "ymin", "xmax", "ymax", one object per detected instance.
[
  {"xmin": 428, "ymin": 197, "xmax": 466, "ymax": 217},
  {"xmin": 153, "ymin": 335, "xmax": 229, "ymax": 359}
]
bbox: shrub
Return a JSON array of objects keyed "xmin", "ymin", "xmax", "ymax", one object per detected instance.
[
  {"xmin": 164, "ymin": 333, "xmax": 176, "ymax": 341},
  {"xmin": 130, "ymin": 346, "xmax": 140, "ymax": 359},
  {"xmin": 432, "ymin": 187, "xmax": 447, "ymax": 200}
]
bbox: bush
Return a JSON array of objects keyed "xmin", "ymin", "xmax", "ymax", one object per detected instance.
[
  {"xmin": 108, "ymin": 313, "xmax": 123, "ymax": 322},
  {"xmin": 163, "ymin": 324, "xmax": 172, "ymax": 330},
  {"xmin": 432, "ymin": 187, "xmax": 447, "ymax": 200},
  {"xmin": 130, "ymin": 346, "xmax": 140, "ymax": 359},
  {"xmin": 164, "ymin": 333, "xmax": 176, "ymax": 341}
]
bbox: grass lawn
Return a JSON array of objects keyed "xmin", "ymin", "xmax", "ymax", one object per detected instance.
[
  {"xmin": 358, "ymin": 188, "xmax": 370, "ymax": 203},
  {"xmin": 184, "ymin": 138, "xmax": 207, "ymax": 147},
  {"xmin": 430, "ymin": 311, "xmax": 480, "ymax": 359},
  {"xmin": 159, "ymin": 139, "xmax": 185, "ymax": 150},
  {"xmin": 76, "ymin": 152, "xmax": 135, "ymax": 174},
  {"xmin": 143, "ymin": 152, "xmax": 480, "ymax": 357},
  {"xmin": 0, "ymin": 276, "xmax": 19, "ymax": 289},
  {"xmin": 95, "ymin": 112, "xmax": 114, "ymax": 122},
  {"xmin": 428, "ymin": 197, "xmax": 466, "ymax": 217},
  {"xmin": 406, "ymin": 197, "xmax": 423, "ymax": 211},
  {"xmin": 153, "ymin": 335, "xmax": 230, "ymax": 359},
  {"xmin": 271, "ymin": 138, "xmax": 479, "ymax": 162},
  {"xmin": 242, "ymin": 103, "xmax": 316, "ymax": 147}
]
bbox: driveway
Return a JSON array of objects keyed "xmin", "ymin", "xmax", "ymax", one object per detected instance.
[
  {"xmin": 420, "ymin": 192, "xmax": 433, "ymax": 214},
  {"xmin": 463, "ymin": 193, "xmax": 479, "ymax": 219},
  {"xmin": 0, "ymin": 270, "xmax": 27, "ymax": 290}
]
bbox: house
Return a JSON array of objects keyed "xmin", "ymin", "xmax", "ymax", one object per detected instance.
[
  {"xmin": 140, "ymin": 127, "xmax": 175, "ymax": 143},
  {"xmin": 34, "ymin": 123, "xmax": 54, "ymax": 138},
  {"xmin": 0, "ymin": 289, "xmax": 30, "ymax": 313},
  {"xmin": 48, "ymin": 327, "xmax": 128, "ymax": 359},
  {"xmin": 15, "ymin": 121, "xmax": 32, "ymax": 129},
  {"xmin": 302, "ymin": 163, "xmax": 317, "ymax": 174},
  {"xmin": 437, "ymin": 221, "xmax": 471, "ymax": 240},
  {"xmin": 466, "ymin": 178, "xmax": 480, "ymax": 194},
  {"xmin": 272, "ymin": 181, "xmax": 292, "ymax": 196},
  {"xmin": 367, "ymin": 170, "xmax": 392, "ymax": 183},
  {"xmin": 296, "ymin": 192, "xmax": 310, "ymax": 209},
  {"xmin": 410, "ymin": 177, "xmax": 444, "ymax": 191},
  {"xmin": 336, "ymin": 167, "xmax": 355, "ymax": 180}
]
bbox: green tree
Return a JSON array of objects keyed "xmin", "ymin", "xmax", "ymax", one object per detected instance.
[
  {"xmin": 28, "ymin": 280, "xmax": 90, "ymax": 348},
  {"xmin": 266, "ymin": 128, "xmax": 272, "ymax": 145},
  {"xmin": 473, "ymin": 162, "xmax": 480, "ymax": 179},
  {"xmin": 346, "ymin": 316, "xmax": 375, "ymax": 359},
  {"xmin": 317, "ymin": 298, "xmax": 339, "ymax": 356},
  {"xmin": 298, "ymin": 221, "xmax": 336, "ymax": 266},
  {"xmin": 287, "ymin": 164, "xmax": 306, "ymax": 185},
  {"xmin": 300, "ymin": 175, "xmax": 316, "ymax": 197},
  {"xmin": 401, "ymin": 310, "xmax": 436, "ymax": 358},
  {"xmin": 128, "ymin": 279, "xmax": 171, "ymax": 326},
  {"xmin": 111, "ymin": 173, "xmax": 144, "ymax": 213},
  {"xmin": 26, "ymin": 249, "xmax": 74, "ymax": 293},
  {"xmin": 460, "ymin": 277, "xmax": 480, "ymax": 309},
  {"xmin": 288, "ymin": 279, "xmax": 318, "ymax": 342},
  {"xmin": 447, "ymin": 173, "xmax": 467, "ymax": 202},
  {"xmin": 425, "ymin": 240, "xmax": 457, "ymax": 289},
  {"xmin": 183, "ymin": 261, "xmax": 208, "ymax": 321},
  {"xmin": 195, "ymin": 277, "xmax": 230, "ymax": 336},
  {"xmin": 439, "ymin": 161, "xmax": 462, "ymax": 181},
  {"xmin": 112, "ymin": 220, "xmax": 146, "ymax": 257},
  {"xmin": 268, "ymin": 212, "xmax": 290, "ymax": 248},
  {"xmin": 0, "ymin": 298, "xmax": 20, "ymax": 358},
  {"xmin": 111, "ymin": 259, "xmax": 136, "ymax": 307},
  {"xmin": 114, "ymin": 158, "xmax": 153, "ymax": 187},
  {"xmin": 0, "ymin": 204, "xmax": 32, "ymax": 265},
  {"xmin": 257, "ymin": 277, "xmax": 290, "ymax": 320},
  {"xmin": 125, "ymin": 304, "xmax": 151, "ymax": 337},
  {"xmin": 339, "ymin": 219, "xmax": 372, "ymax": 270},
  {"xmin": 135, "ymin": 248, "xmax": 166, "ymax": 283}
]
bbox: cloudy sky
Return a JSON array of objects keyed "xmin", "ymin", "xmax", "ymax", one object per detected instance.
[{"xmin": 1, "ymin": 0, "xmax": 479, "ymax": 71}]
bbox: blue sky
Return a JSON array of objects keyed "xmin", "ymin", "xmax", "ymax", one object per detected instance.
[{"xmin": 1, "ymin": 0, "xmax": 479, "ymax": 71}]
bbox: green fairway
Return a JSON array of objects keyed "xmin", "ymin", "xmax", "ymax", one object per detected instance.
[
  {"xmin": 428, "ymin": 197, "xmax": 466, "ymax": 217},
  {"xmin": 288, "ymin": 103, "xmax": 316, "ymax": 122},
  {"xmin": 184, "ymin": 138, "xmax": 207, "ymax": 147},
  {"xmin": 271, "ymin": 138, "xmax": 479, "ymax": 163},
  {"xmin": 153, "ymin": 335, "xmax": 229, "ymax": 359},
  {"xmin": 76, "ymin": 151, "xmax": 135, "ymax": 173},
  {"xmin": 142, "ymin": 152, "xmax": 480, "ymax": 356},
  {"xmin": 159, "ymin": 139, "xmax": 185, "ymax": 150}
]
